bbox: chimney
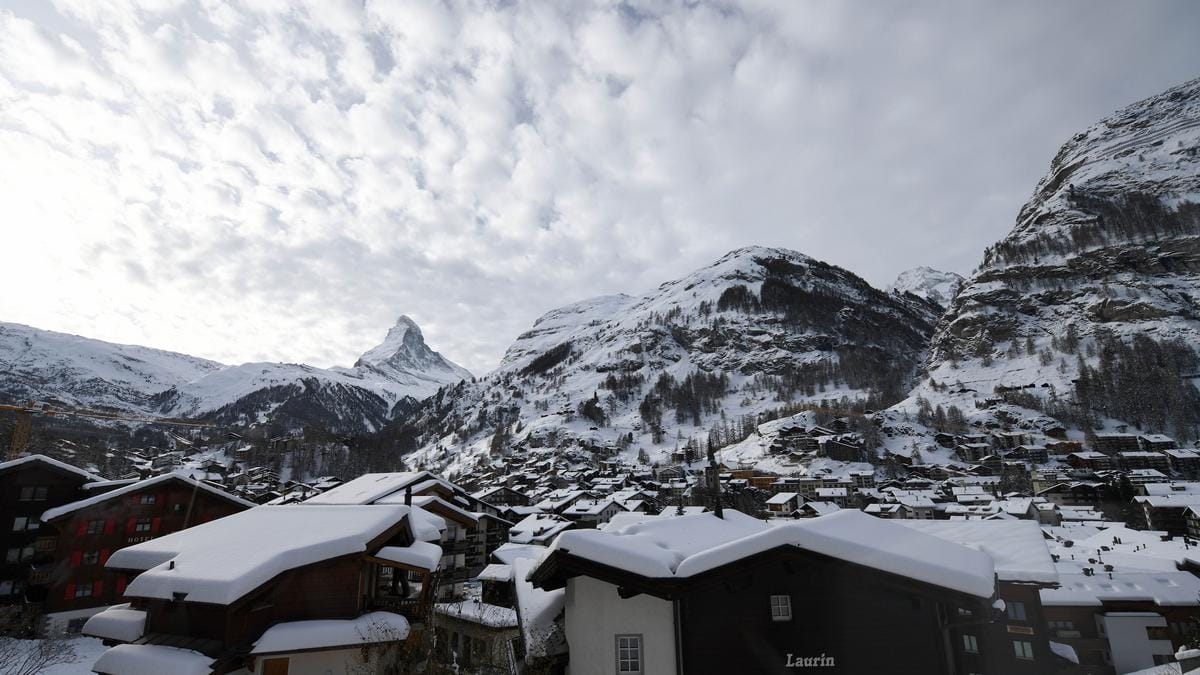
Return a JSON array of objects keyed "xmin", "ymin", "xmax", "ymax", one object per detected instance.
[
  {"xmin": 706, "ymin": 447, "xmax": 724, "ymax": 519},
  {"xmin": 405, "ymin": 485, "xmax": 412, "ymax": 506}
]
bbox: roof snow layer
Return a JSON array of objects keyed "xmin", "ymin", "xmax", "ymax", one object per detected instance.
[
  {"xmin": 549, "ymin": 509, "xmax": 996, "ymax": 598},
  {"xmin": 109, "ymin": 505, "xmax": 442, "ymax": 605}
]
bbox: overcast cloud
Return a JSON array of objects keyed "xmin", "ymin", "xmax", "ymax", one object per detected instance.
[{"xmin": 1, "ymin": 0, "xmax": 1199, "ymax": 374}]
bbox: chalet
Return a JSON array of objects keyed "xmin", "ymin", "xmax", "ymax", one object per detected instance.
[
  {"xmin": 303, "ymin": 471, "xmax": 511, "ymax": 598},
  {"xmin": 1163, "ymin": 449, "xmax": 1200, "ymax": 479},
  {"xmin": 899, "ymin": 520, "xmax": 1061, "ymax": 675},
  {"xmin": 39, "ymin": 473, "xmax": 254, "ymax": 632},
  {"xmin": 821, "ymin": 437, "xmax": 866, "ymax": 463},
  {"xmin": 1117, "ymin": 451, "xmax": 1171, "ymax": 473},
  {"xmin": 1067, "ymin": 451, "xmax": 1115, "ymax": 471},
  {"xmin": 0, "ymin": 455, "xmax": 100, "ymax": 611},
  {"xmin": 764, "ymin": 492, "xmax": 800, "ymax": 517},
  {"xmin": 86, "ymin": 504, "xmax": 445, "ymax": 675},
  {"xmin": 508, "ymin": 513, "xmax": 574, "ymax": 546},
  {"xmin": 1139, "ymin": 434, "xmax": 1178, "ymax": 452},
  {"xmin": 1134, "ymin": 493, "xmax": 1200, "ymax": 536},
  {"xmin": 1041, "ymin": 568, "xmax": 1200, "ymax": 673},
  {"xmin": 472, "ymin": 485, "xmax": 531, "ymax": 508},
  {"xmin": 530, "ymin": 509, "xmax": 1003, "ymax": 675},
  {"xmin": 1035, "ymin": 482, "xmax": 1107, "ymax": 509},
  {"xmin": 957, "ymin": 443, "xmax": 992, "ymax": 462},
  {"xmin": 1092, "ymin": 433, "xmax": 1140, "ymax": 455},
  {"xmin": 560, "ymin": 499, "xmax": 626, "ymax": 527}
]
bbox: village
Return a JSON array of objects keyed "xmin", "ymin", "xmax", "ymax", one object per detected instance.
[{"xmin": 2, "ymin": 419, "xmax": 1200, "ymax": 674}]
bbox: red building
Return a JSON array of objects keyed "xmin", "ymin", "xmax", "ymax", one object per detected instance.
[
  {"xmin": 38, "ymin": 473, "xmax": 253, "ymax": 631},
  {"xmin": 0, "ymin": 455, "xmax": 101, "ymax": 621}
]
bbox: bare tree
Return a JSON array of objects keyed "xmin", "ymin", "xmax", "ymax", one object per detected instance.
[{"xmin": 0, "ymin": 636, "xmax": 78, "ymax": 675}]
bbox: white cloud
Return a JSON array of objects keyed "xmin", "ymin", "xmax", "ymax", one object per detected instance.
[{"xmin": 0, "ymin": 0, "xmax": 1198, "ymax": 374}]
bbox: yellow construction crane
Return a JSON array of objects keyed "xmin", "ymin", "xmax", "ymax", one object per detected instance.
[{"xmin": 0, "ymin": 401, "xmax": 219, "ymax": 461}]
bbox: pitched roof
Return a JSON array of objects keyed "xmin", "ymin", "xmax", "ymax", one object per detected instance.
[
  {"xmin": 0, "ymin": 454, "xmax": 100, "ymax": 482},
  {"xmin": 108, "ymin": 504, "xmax": 444, "ymax": 605},
  {"xmin": 894, "ymin": 519, "xmax": 1058, "ymax": 584},
  {"xmin": 41, "ymin": 473, "xmax": 254, "ymax": 522},
  {"xmin": 542, "ymin": 509, "xmax": 996, "ymax": 598}
]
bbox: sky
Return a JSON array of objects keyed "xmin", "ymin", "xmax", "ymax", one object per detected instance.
[{"xmin": 1, "ymin": 0, "xmax": 1199, "ymax": 375}]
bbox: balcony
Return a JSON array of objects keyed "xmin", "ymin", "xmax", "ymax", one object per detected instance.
[{"xmin": 34, "ymin": 537, "xmax": 58, "ymax": 554}]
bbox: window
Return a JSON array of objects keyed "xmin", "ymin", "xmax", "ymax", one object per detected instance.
[
  {"xmin": 0, "ymin": 581, "xmax": 12, "ymax": 596},
  {"xmin": 262, "ymin": 657, "xmax": 289, "ymax": 675},
  {"xmin": 6, "ymin": 547, "xmax": 34, "ymax": 563},
  {"xmin": 616, "ymin": 635, "xmax": 642, "ymax": 675},
  {"xmin": 770, "ymin": 594, "xmax": 793, "ymax": 622},
  {"xmin": 134, "ymin": 518, "xmax": 152, "ymax": 533},
  {"xmin": 1006, "ymin": 600, "xmax": 1027, "ymax": 621},
  {"xmin": 1048, "ymin": 620, "xmax": 1075, "ymax": 631},
  {"xmin": 1147, "ymin": 625, "xmax": 1170, "ymax": 640},
  {"xmin": 962, "ymin": 634, "xmax": 979, "ymax": 654},
  {"xmin": 86, "ymin": 520, "xmax": 105, "ymax": 535},
  {"xmin": 82, "ymin": 551, "xmax": 100, "ymax": 566},
  {"xmin": 74, "ymin": 582, "xmax": 93, "ymax": 598},
  {"xmin": 18, "ymin": 486, "xmax": 48, "ymax": 501},
  {"xmin": 1013, "ymin": 640, "xmax": 1034, "ymax": 660},
  {"xmin": 137, "ymin": 494, "xmax": 156, "ymax": 505},
  {"xmin": 12, "ymin": 516, "xmax": 37, "ymax": 532}
]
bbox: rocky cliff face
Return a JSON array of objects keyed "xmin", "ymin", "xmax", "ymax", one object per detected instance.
[
  {"xmin": 391, "ymin": 246, "xmax": 942, "ymax": 476},
  {"xmin": 904, "ymin": 76, "xmax": 1200, "ymax": 445}
]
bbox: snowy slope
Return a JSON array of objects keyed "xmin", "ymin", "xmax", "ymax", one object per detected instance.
[
  {"xmin": 888, "ymin": 267, "xmax": 964, "ymax": 308},
  {"xmin": 396, "ymin": 246, "xmax": 941, "ymax": 477},
  {"xmin": 0, "ymin": 322, "xmax": 222, "ymax": 411},
  {"xmin": 890, "ymin": 75, "xmax": 1200, "ymax": 453},
  {"xmin": 0, "ymin": 316, "xmax": 471, "ymax": 434}
]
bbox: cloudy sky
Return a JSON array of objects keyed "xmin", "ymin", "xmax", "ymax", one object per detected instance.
[{"xmin": 2, "ymin": 0, "xmax": 1199, "ymax": 375}]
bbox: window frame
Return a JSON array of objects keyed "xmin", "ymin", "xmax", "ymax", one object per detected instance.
[
  {"xmin": 134, "ymin": 518, "xmax": 153, "ymax": 533},
  {"xmin": 770, "ymin": 594, "xmax": 793, "ymax": 622},
  {"xmin": 1006, "ymin": 600, "xmax": 1027, "ymax": 621},
  {"xmin": 1013, "ymin": 640, "xmax": 1034, "ymax": 660},
  {"xmin": 615, "ymin": 633, "xmax": 643, "ymax": 675},
  {"xmin": 962, "ymin": 633, "xmax": 979, "ymax": 654}
]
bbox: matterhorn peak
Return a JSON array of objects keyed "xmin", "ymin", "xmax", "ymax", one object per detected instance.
[{"xmin": 352, "ymin": 315, "xmax": 472, "ymax": 384}]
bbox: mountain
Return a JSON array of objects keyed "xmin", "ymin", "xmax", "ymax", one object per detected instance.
[
  {"xmin": 0, "ymin": 316, "xmax": 471, "ymax": 435},
  {"xmin": 0, "ymin": 322, "xmax": 223, "ymax": 412},
  {"xmin": 390, "ymin": 246, "xmax": 942, "ymax": 477},
  {"xmin": 888, "ymin": 267, "xmax": 964, "ymax": 309},
  {"xmin": 893, "ymin": 76, "xmax": 1200, "ymax": 450}
]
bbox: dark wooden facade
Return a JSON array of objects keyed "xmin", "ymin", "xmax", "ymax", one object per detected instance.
[
  {"xmin": 41, "ymin": 476, "xmax": 250, "ymax": 615},
  {"xmin": 534, "ymin": 545, "xmax": 1012, "ymax": 675},
  {"xmin": 0, "ymin": 457, "xmax": 96, "ymax": 610},
  {"xmin": 114, "ymin": 515, "xmax": 432, "ymax": 674}
]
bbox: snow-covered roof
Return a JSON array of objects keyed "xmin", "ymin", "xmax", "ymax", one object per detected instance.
[
  {"xmin": 766, "ymin": 492, "xmax": 799, "ymax": 505},
  {"xmin": 510, "ymin": 513, "xmax": 573, "ymax": 544},
  {"xmin": 93, "ymin": 644, "xmax": 213, "ymax": 675},
  {"xmin": 477, "ymin": 563, "xmax": 513, "ymax": 582},
  {"xmin": 895, "ymin": 520, "xmax": 1058, "ymax": 585},
  {"xmin": 435, "ymin": 600, "xmax": 519, "ymax": 628},
  {"xmin": 0, "ymin": 454, "xmax": 99, "ymax": 482},
  {"xmin": 547, "ymin": 509, "xmax": 997, "ymax": 598},
  {"xmin": 492, "ymin": 543, "xmax": 549, "ymax": 565},
  {"xmin": 109, "ymin": 505, "xmax": 441, "ymax": 605},
  {"xmin": 42, "ymin": 472, "xmax": 254, "ymax": 522},
  {"xmin": 251, "ymin": 611, "xmax": 410, "ymax": 655},
  {"xmin": 302, "ymin": 471, "xmax": 455, "ymax": 505},
  {"xmin": 513, "ymin": 557, "xmax": 567, "ymax": 659},
  {"xmin": 375, "ymin": 541, "xmax": 442, "ymax": 572},
  {"xmin": 82, "ymin": 603, "xmax": 146, "ymax": 643},
  {"xmin": 1041, "ymin": 570, "xmax": 1200, "ymax": 607}
]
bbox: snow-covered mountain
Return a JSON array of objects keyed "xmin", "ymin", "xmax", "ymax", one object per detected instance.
[
  {"xmin": 888, "ymin": 76, "xmax": 1200, "ymax": 453},
  {"xmin": 0, "ymin": 316, "xmax": 471, "ymax": 434},
  {"xmin": 888, "ymin": 267, "xmax": 964, "ymax": 309},
  {"xmin": 0, "ymin": 322, "xmax": 223, "ymax": 412},
  {"xmin": 392, "ymin": 246, "xmax": 942, "ymax": 477}
]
